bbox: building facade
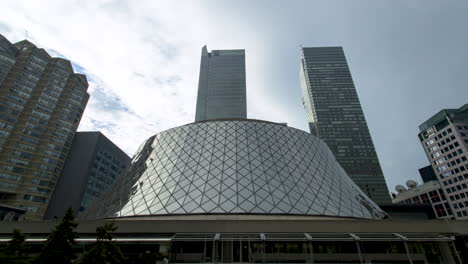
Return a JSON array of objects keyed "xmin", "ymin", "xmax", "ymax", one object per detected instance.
[
  {"xmin": 1, "ymin": 217, "xmax": 467, "ymax": 264},
  {"xmin": 0, "ymin": 34, "xmax": 89, "ymax": 219},
  {"xmin": 418, "ymin": 104, "xmax": 468, "ymax": 219},
  {"xmin": 45, "ymin": 132, "xmax": 130, "ymax": 219},
  {"xmin": 194, "ymin": 46, "xmax": 246, "ymax": 122},
  {"xmin": 300, "ymin": 46, "xmax": 390, "ymax": 204},
  {"xmin": 392, "ymin": 180, "xmax": 453, "ymax": 219}
]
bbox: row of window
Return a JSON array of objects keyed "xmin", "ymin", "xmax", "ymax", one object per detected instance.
[
  {"xmin": 30, "ymin": 55, "xmax": 48, "ymax": 67},
  {"xmin": 446, "ymin": 156, "xmax": 467, "ymax": 168},
  {"xmin": 425, "ymin": 128, "xmax": 453, "ymax": 147},
  {"xmin": 2, "ymin": 164, "xmax": 27, "ymax": 175},
  {"xmin": 448, "ymin": 190, "xmax": 468, "ymax": 203},
  {"xmin": 9, "ymin": 86, "xmax": 31, "ymax": 100},
  {"xmin": 456, "ymin": 210, "xmax": 468, "ymax": 218},
  {"xmin": 31, "ymin": 178, "xmax": 54, "ymax": 188},
  {"xmin": 0, "ymin": 106, "xmax": 20, "ymax": 123},
  {"xmin": 28, "ymin": 185, "xmax": 51, "ymax": 195},
  {"xmin": 0, "ymin": 172, "xmax": 21, "ymax": 181},
  {"xmin": 440, "ymin": 162, "xmax": 468, "ymax": 178},
  {"xmin": 19, "ymin": 205, "xmax": 38, "ymax": 213},
  {"xmin": 0, "ymin": 181, "xmax": 19, "ymax": 189},
  {"xmin": 434, "ymin": 202, "xmax": 452, "ymax": 217},
  {"xmin": 0, "ymin": 129, "xmax": 10, "ymax": 138},
  {"xmin": 432, "ymin": 141, "xmax": 460, "ymax": 157},
  {"xmin": 397, "ymin": 189, "xmax": 445, "ymax": 205},
  {"xmin": 447, "ymin": 182, "xmax": 468, "ymax": 194},
  {"xmin": 443, "ymin": 173, "xmax": 468, "ymax": 186},
  {"xmin": 453, "ymin": 200, "xmax": 468, "ymax": 210},
  {"xmin": 23, "ymin": 194, "xmax": 48, "ymax": 203},
  {"xmin": 14, "ymin": 82, "xmax": 34, "ymax": 95},
  {"xmin": 444, "ymin": 163, "xmax": 468, "ymax": 178}
]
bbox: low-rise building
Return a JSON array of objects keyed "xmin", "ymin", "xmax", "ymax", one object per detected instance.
[{"xmin": 392, "ymin": 180, "xmax": 453, "ymax": 219}]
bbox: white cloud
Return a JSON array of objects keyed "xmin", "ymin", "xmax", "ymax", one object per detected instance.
[{"xmin": 1, "ymin": 0, "xmax": 307, "ymax": 156}]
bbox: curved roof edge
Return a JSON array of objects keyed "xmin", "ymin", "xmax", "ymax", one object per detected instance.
[{"xmin": 106, "ymin": 213, "xmax": 379, "ymax": 221}]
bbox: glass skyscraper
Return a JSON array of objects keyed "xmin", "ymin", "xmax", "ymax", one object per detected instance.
[
  {"xmin": 300, "ymin": 47, "xmax": 390, "ymax": 204},
  {"xmin": 195, "ymin": 46, "xmax": 246, "ymax": 122},
  {"xmin": 0, "ymin": 34, "xmax": 89, "ymax": 219}
]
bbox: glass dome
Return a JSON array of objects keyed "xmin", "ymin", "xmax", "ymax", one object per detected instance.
[{"xmin": 84, "ymin": 120, "xmax": 386, "ymax": 220}]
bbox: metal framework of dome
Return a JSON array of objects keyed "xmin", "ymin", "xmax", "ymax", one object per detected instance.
[{"xmin": 84, "ymin": 120, "xmax": 386, "ymax": 219}]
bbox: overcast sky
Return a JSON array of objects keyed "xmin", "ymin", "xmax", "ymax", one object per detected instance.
[{"xmin": 2, "ymin": 0, "xmax": 468, "ymax": 192}]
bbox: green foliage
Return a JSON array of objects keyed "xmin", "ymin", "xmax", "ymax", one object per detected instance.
[
  {"xmin": 0, "ymin": 229, "xmax": 32, "ymax": 264},
  {"xmin": 34, "ymin": 208, "xmax": 78, "ymax": 264},
  {"xmin": 78, "ymin": 222, "xmax": 126, "ymax": 264}
]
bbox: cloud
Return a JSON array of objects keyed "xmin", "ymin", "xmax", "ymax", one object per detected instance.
[
  {"xmin": 4, "ymin": 0, "xmax": 467, "ymax": 191},
  {"xmin": 1, "ymin": 0, "xmax": 304, "ymax": 156},
  {"xmin": 0, "ymin": 0, "xmax": 209, "ymax": 155}
]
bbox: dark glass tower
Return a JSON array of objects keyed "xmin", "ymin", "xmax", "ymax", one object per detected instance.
[
  {"xmin": 45, "ymin": 131, "xmax": 130, "ymax": 219},
  {"xmin": 195, "ymin": 46, "xmax": 246, "ymax": 122},
  {"xmin": 300, "ymin": 47, "xmax": 390, "ymax": 204}
]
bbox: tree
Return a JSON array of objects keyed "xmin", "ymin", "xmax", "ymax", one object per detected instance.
[
  {"xmin": 78, "ymin": 222, "xmax": 126, "ymax": 264},
  {"xmin": 34, "ymin": 208, "xmax": 78, "ymax": 264},
  {"xmin": 0, "ymin": 229, "xmax": 31, "ymax": 264}
]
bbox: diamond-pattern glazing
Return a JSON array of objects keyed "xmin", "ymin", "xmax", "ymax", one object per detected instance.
[{"xmin": 84, "ymin": 120, "xmax": 386, "ymax": 219}]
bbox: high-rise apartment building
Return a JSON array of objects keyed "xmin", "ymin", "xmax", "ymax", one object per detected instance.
[
  {"xmin": 0, "ymin": 34, "xmax": 89, "ymax": 219},
  {"xmin": 45, "ymin": 132, "xmax": 130, "ymax": 219},
  {"xmin": 300, "ymin": 47, "xmax": 390, "ymax": 204},
  {"xmin": 194, "ymin": 46, "xmax": 246, "ymax": 122},
  {"xmin": 418, "ymin": 104, "xmax": 468, "ymax": 219}
]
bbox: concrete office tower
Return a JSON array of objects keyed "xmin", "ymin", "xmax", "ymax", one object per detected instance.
[
  {"xmin": 45, "ymin": 132, "xmax": 130, "ymax": 219},
  {"xmin": 0, "ymin": 34, "xmax": 89, "ymax": 219},
  {"xmin": 418, "ymin": 103, "xmax": 468, "ymax": 219},
  {"xmin": 300, "ymin": 47, "xmax": 390, "ymax": 204},
  {"xmin": 194, "ymin": 46, "xmax": 246, "ymax": 121}
]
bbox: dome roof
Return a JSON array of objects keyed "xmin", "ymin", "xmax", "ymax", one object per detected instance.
[{"xmin": 84, "ymin": 120, "xmax": 386, "ymax": 219}]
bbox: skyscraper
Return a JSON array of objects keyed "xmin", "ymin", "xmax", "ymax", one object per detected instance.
[
  {"xmin": 300, "ymin": 47, "xmax": 390, "ymax": 204},
  {"xmin": 194, "ymin": 46, "xmax": 246, "ymax": 122},
  {"xmin": 0, "ymin": 34, "xmax": 89, "ymax": 219},
  {"xmin": 45, "ymin": 132, "xmax": 130, "ymax": 219}
]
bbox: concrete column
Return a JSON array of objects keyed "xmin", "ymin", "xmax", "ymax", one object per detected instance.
[{"xmin": 438, "ymin": 241, "xmax": 457, "ymax": 264}]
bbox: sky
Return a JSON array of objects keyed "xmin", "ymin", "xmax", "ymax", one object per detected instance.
[{"xmin": 1, "ymin": 0, "xmax": 468, "ymax": 192}]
